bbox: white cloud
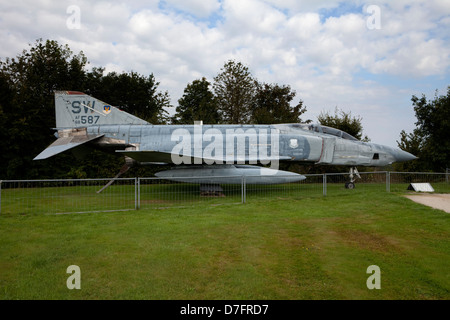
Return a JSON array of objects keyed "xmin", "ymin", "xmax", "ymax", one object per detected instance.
[
  {"xmin": 222, "ymin": 0, "xmax": 286, "ymax": 36},
  {"xmin": 0, "ymin": 0, "xmax": 448, "ymax": 146},
  {"xmin": 164, "ymin": 0, "xmax": 221, "ymax": 18},
  {"xmin": 286, "ymin": 12, "xmax": 322, "ymax": 41},
  {"xmin": 262, "ymin": 0, "xmax": 342, "ymax": 13}
]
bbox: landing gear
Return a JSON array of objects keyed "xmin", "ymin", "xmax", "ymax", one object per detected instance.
[
  {"xmin": 345, "ymin": 181, "xmax": 355, "ymax": 189},
  {"xmin": 345, "ymin": 167, "xmax": 360, "ymax": 189}
]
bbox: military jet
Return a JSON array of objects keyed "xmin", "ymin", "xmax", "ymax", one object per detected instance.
[{"xmin": 34, "ymin": 91, "xmax": 416, "ymax": 190}]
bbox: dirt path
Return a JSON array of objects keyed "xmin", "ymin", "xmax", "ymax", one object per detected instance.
[{"xmin": 404, "ymin": 193, "xmax": 450, "ymax": 213}]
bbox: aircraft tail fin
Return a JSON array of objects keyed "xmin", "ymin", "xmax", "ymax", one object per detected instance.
[{"xmin": 54, "ymin": 91, "xmax": 149, "ymax": 129}]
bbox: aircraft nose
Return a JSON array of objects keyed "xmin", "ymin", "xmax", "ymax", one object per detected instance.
[{"xmin": 392, "ymin": 149, "xmax": 418, "ymax": 162}]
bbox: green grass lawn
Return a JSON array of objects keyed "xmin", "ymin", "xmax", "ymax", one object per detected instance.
[{"xmin": 0, "ymin": 188, "xmax": 449, "ymax": 300}]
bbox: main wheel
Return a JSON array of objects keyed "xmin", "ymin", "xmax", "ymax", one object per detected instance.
[{"xmin": 345, "ymin": 182, "xmax": 355, "ymax": 189}]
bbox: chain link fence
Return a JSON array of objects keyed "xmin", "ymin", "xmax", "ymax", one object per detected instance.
[
  {"xmin": 388, "ymin": 172, "xmax": 450, "ymax": 193},
  {"xmin": 1, "ymin": 171, "xmax": 449, "ymax": 215},
  {"xmin": 0, "ymin": 178, "xmax": 137, "ymax": 215},
  {"xmin": 138, "ymin": 176, "xmax": 243, "ymax": 210}
]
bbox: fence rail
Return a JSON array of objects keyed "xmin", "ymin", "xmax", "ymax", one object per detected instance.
[{"xmin": 1, "ymin": 171, "xmax": 449, "ymax": 215}]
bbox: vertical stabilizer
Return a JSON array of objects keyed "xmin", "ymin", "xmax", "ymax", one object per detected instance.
[{"xmin": 54, "ymin": 91, "xmax": 149, "ymax": 128}]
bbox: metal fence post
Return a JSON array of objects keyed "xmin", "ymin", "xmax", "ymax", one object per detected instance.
[
  {"xmin": 244, "ymin": 176, "xmax": 246, "ymax": 203},
  {"xmin": 386, "ymin": 171, "xmax": 390, "ymax": 192},
  {"xmin": 241, "ymin": 176, "xmax": 246, "ymax": 204},
  {"xmin": 241, "ymin": 176, "xmax": 244, "ymax": 204},
  {"xmin": 134, "ymin": 177, "xmax": 137, "ymax": 210},
  {"xmin": 137, "ymin": 178, "xmax": 141, "ymax": 210},
  {"xmin": 323, "ymin": 174, "xmax": 327, "ymax": 197}
]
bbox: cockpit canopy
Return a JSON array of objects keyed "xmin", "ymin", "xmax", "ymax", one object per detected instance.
[{"xmin": 291, "ymin": 124, "xmax": 359, "ymax": 141}]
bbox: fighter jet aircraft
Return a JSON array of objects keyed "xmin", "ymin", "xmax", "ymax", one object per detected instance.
[{"xmin": 34, "ymin": 91, "xmax": 417, "ymax": 190}]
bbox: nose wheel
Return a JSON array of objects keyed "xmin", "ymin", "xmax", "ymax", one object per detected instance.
[
  {"xmin": 345, "ymin": 181, "xmax": 355, "ymax": 189},
  {"xmin": 345, "ymin": 167, "xmax": 360, "ymax": 189}
]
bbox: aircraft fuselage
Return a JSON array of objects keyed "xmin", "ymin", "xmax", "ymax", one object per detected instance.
[{"xmin": 79, "ymin": 123, "xmax": 413, "ymax": 167}]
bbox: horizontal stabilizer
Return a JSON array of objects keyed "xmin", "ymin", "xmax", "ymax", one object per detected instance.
[{"xmin": 34, "ymin": 134, "xmax": 104, "ymax": 160}]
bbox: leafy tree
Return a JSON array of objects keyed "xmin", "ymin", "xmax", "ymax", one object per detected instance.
[
  {"xmin": 0, "ymin": 39, "xmax": 88, "ymax": 179},
  {"xmin": 317, "ymin": 107, "xmax": 369, "ymax": 141},
  {"xmin": 172, "ymin": 77, "xmax": 219, "ymax": 124},
  {"xmin": 0, "ymin": 73, "xmax": 13, "ymax": 176},
  {"xmin": 86, "ymin": 70, "xmax": 171, "ymax": 124},
  {"xmin": 398, "ymin": 88, "xmax": 450, "ymax": 172},
  {"xmin": 0, "ymin": 39, "xmax": 172, "ymax": 179},
  {"xmin": 213, "ymin": 60, "xmax": 256, "ymax": 124},
  {"xmin": 251, "ymin": 82, "xmax": 310, "ymax": 124},
  {"xmin": 394, "ymin": 129, "xmax": 425, "ymax": 172}
]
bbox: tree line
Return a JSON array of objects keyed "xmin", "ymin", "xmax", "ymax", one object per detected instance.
[
  {"xmin": 0, "ymin": 39, "xmax": 171, "ymax": 179},
  {"xmin": 0, "ymin": 39, "xmax": 447, "ymax": 179},
  {"xmin": 395, "ymin": 88, "xmax": 450, "ymax": 172},
  {"xmin": 172, "ymin": 60, "xmax": 309, "ymax": 126}
]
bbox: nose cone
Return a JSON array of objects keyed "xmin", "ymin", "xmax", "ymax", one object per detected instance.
[{"xmin": 392, "ymin": 149, "xmax": 418, "ymax": 162}]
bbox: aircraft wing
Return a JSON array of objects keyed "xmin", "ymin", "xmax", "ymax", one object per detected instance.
[
  {"xmin": 117, "ymin": 150, "xmax": 292, "ymax": 164},
  {"xmin": 34, "ymin": 134, "xmax": 104, "ymax": 160}
]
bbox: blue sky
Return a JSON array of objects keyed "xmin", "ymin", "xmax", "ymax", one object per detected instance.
[{"xmin": 0, "ymin": 0, "xmax": 449, "ymax": 147}]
